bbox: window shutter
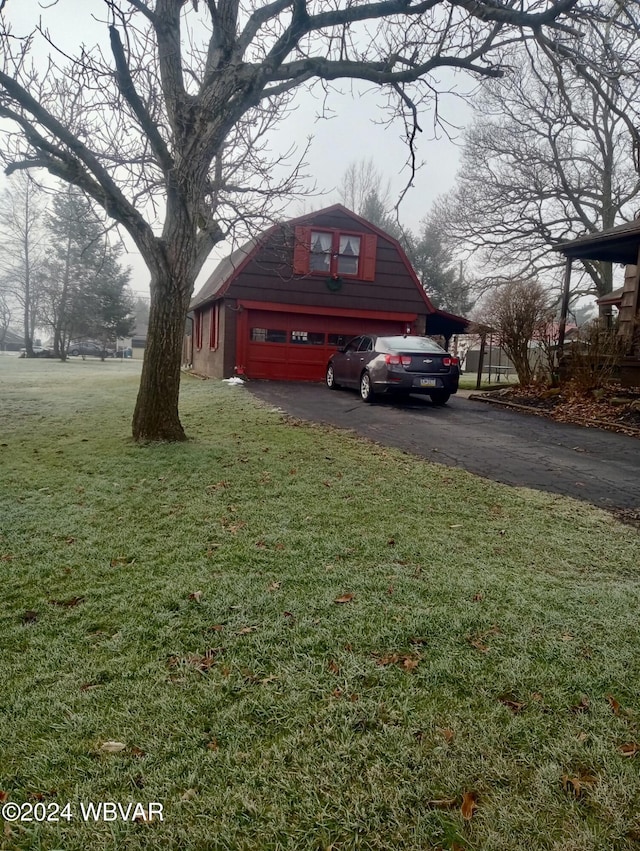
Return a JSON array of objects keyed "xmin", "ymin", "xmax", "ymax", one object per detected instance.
[
  {"xmin": 292, "ymin": 226, "xmax": 311, "ymax": 275},
  {"xmin": 209, "ymin": 303, "xmax": 219, "ymax": 349},
  {"xmin": 360, "ymin": 234, "xmax": 377, "ymax": 281},
  {"xmin": 195, "ymin": 311, "xmax": 203, "ymax": 350}
]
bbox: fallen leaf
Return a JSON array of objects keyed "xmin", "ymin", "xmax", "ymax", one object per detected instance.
[
  {"xmin": 207, "ymin": 739, "xmax": 219, "ymax": 751},
  {"xmin": 208, "ymin": 624, "xmax": 224, "ymax": 632},
  {"xmin": 188, "ymin": 591, "xmax": 203, "ymax": 602},
  {"xmin": 131, "ymin": 746, "xmax": 146, "ymax": 757},
  {"xmin": 426, "ymin": 797, "xmax": 457, "ymax": 810},
  {"xmin": 237, "ymin": 626, "xmax": 258, "ymax": 635},
  {"xmin": 110, "ymin": 555, "xmax": 135, "ymax": 567},
  {"xmin": 437, "ymin": 727, "xmax": 455, "ymax": 743},
  {"xmin": 570, "ymin": 696, "xmax": 590, "ymax": 714},
  {"xmin": 49, "ymin": 596, "xmax": 85, "ymax": 608},
  {"xmin": 619, "ymin": 742, "xmax": 640, "ymax": 757},
  {"xmin": 607, "ymin": 694, "xmax": 621, "ymax": 715},
  {"xmin": 402, "ymin": 656, "xmax": 419, "ymax": 671},
  {"xmin": 328, "ymin": 660, "xmax": 340, "ymax": 675},
  {"xmin": 181, "ymin": 788, "xmax": 197, "ymax": 801},
  {"xmin": 472, "ymin": 592, "xmax": 484, "ymax": 602},
  {"xmin": 561, "ymin": 632, "xmax": 574, "ymax": 642},
  {"xmin": 467, "ymin": 624, "xmax": 500, "ymax": 653},
  {"xmin": 259, "ymin": 675, "xmax": 279, "ymax": 685},
  {"xmin": 0, "ymin": 791, "xmax": 7, "ymax": 802},
  {"xmin": 460, "ymin": 791, "xmax": 478, "ymax": 820},
  {"xmin": 267, "ymin": 581, "xmax": 281, "ymax": 592},
  {"xmin": 499, "ymin": 695, "xmax": 526, "ymax": 713},
  {"xmin": 283, "ymin": 611, "xmax": 295, "ymax": 618},
  {"xmin": 334, "ymin": 593, "xmax": 355, "ymax": 604},
  {"xmin": 21, "ymin": 610, "xmax": 38, "ymax": 624},
  {"xmin": 562, "ymin": 771, "xmax": 597, "ymax": 797},
  {"xmin": 100, "ymin": 741, "xmax": 126, "ymax": 753}
]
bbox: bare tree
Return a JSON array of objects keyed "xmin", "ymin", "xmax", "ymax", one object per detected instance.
[
  {"xmin": 480, "ymin": 279, "xmax": 551, "ymax": 385},
  {"xmin": 0, "ymin": 172, "xmax": 47, "ymax": 355},
  {"xmin": 435, "ymin": 20, "xmax": 640, "ymax": 299},
  {"xmin": 0, "ymin": 0, "xmax": 617, "ymax": 440},
  {"xmin": 0, "ymin": 287, "xmax": 11, "ymax": 349},
  {"xmin": 338, "ymin": 160, "xmax": 392, "ymax": 217}
]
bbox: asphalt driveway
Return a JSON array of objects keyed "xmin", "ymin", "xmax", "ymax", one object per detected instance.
[{"xmin": 247, "ymin": 381, "xmax": 640, "ymax": 511}]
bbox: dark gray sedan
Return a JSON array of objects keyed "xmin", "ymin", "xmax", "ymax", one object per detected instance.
[{"xmin": 326, "ymin": 334, "xmax": 460, "ymax": 404}]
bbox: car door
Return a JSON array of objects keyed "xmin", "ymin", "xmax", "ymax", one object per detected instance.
[
  {"xmin": 333, "ymin": 336, "xmax": 361, "ymax": 386},
  {"xmin": 343, "ymin": 335, "xmax": 374, "ymax": 386}
]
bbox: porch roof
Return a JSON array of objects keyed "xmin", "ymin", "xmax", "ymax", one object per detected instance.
[{"xmin": 555, "ymin": 219, "xmax": 640, "ymax": 264}]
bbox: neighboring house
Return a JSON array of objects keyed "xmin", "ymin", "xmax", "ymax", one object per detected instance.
[
  {"xmin": 188, "ymin": 204, "xmax": 469, "ymax": 381},
  {"xmin": 557, "ymin": 219, "xmax": 640, "ymax": 387},
  {"xmin": 0, "ymin": 327, "xmax": 24, "ymax": 352}
]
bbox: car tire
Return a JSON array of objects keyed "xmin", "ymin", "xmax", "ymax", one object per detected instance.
[
  {"xmin": 429, "ymin": 391, "xmax": 450, "ymax": 406},
  {"xmin": 359, "ymin": 371, "xmax": 375, "ymax": 403},
  {"xmin": 326, "ymin": 363, "xmax": 340, "ymax": 390},
  {"xmin": 70, "ymin": 349, "xmax": 79, "ymax": 357}
]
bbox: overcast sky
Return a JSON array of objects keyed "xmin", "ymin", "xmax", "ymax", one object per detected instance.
[{"xmin": 1, "ymin": 0, "xmax": 471, "ymax": 295}]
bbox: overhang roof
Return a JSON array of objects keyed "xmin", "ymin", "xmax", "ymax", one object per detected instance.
[
  {"xmin": 555, "ymin": 218, "xmax": 640, "ymax": 264},
  {"xmin": 596, "ymin": 285, "xmax": 624, "ymax": 306}
]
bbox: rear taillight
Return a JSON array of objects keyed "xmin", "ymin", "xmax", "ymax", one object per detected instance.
[
  {"xmin": 443, "ymin": 357, "xmax": 459, "ymax": 367},
  {"xmin": 384, "ymin": 354, "xmax": 412, "ymax": 366}
]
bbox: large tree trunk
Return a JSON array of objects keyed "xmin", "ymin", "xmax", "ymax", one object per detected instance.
[{"xmin": 132, "ymin": 273, "xmax": 192, "ymax": 442}]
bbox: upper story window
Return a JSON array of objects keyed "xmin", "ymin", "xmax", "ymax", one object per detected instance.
[{"xmin": 293, "ymin": 226, "xmax": 377, "ymax": 281}]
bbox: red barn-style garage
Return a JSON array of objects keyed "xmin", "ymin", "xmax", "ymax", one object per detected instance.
[{"xmin": 188, "ymin": 205, "xmax": 468, "ymax": 381}]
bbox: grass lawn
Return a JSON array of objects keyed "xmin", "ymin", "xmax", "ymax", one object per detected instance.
[{"xmin": 1, "ymin": 356, "xmax": 639, "ymax": 851}]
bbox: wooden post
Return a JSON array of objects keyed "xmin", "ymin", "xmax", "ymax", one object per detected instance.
[{"xmin": 476, "ymin": 333, "xmax": 486, "ymax": 390}]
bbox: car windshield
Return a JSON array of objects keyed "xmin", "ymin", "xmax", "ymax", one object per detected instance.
[{"xmin": 377, "ymin": 336, "xmax": 446, "ymax": 353}]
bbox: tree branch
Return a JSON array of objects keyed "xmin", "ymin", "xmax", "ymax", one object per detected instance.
[{"xmin": 108, "ymin": 24, "xmax": 173, "ymax": 173}]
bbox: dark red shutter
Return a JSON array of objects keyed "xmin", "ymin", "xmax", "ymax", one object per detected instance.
[
  {"xmin": 195, "ymin": 310, "xmax": 203, "ymax": 349},
  {"xmin": 209, "ymin": 303, "xmax": 218, "ymax": 349},
  {"xmin": 360, "ymin": 234, "xmax": 377, "ymax": 281},
  {"xmin": 292, "ymin": 226, "xmax": 311, "ymax": 275}
]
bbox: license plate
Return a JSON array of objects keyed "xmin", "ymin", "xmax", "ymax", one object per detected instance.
[{"xmin": 419, "ymin": 378, "xmax": 437, "ymax": 387}]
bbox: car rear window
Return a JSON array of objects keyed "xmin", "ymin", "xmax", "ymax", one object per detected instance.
[{"xmin": 377, "ymin": 336, "xmax": 446, "ymax": 353}]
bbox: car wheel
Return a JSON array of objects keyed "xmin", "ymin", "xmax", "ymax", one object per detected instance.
[
  {"xmin": 429, "ymin": 390, "xmax": 450, "ymax": 406},
  {"xmin": 359, "ymin": 371, "xmax": 375, "ymax": 403},
  {"xmin": 70, "ymin": 348, "xmax": 79, "ymax": 356},
  {"xmin": 326, "ymin": 363, "xmax": 340, "ymax": 390}
]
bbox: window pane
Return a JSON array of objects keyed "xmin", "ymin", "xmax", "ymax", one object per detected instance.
[
  {"xmin": 310, "ymin": 230, "xmax": 332, "ymax": 272},
  {"xmin": 337, "ymin": 235, "xmax": 361, "ymax": 275},
  {"xmin": 250, "ymin": 328, "xmax": 286, "ymax": 343},
  {"xmin": 290, "ymin": 331, "xmax": 325, "ymax": 345},
  {"xmin": 328, "ymin": 333, "xmax": 353, "ymax": 347},
  {"xmin": 377, "ymin": 336, "xmax": 446, "ymax": 353}
]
